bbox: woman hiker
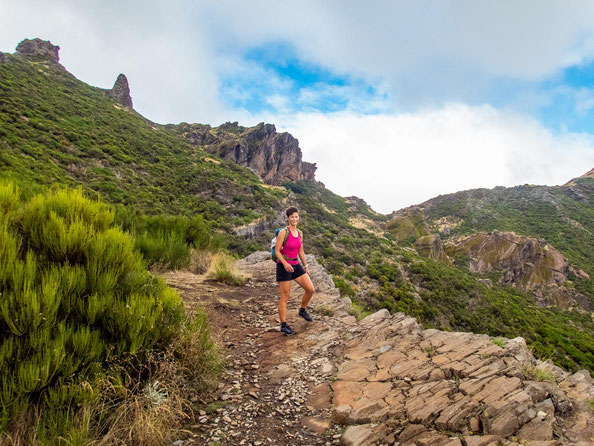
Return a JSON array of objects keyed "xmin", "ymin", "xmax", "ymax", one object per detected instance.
[{"xmin": 275, "ymin": 207, "xmax": 315, "ymax": 335}]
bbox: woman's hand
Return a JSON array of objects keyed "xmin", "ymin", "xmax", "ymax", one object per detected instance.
[{"xmin": 284, "ymin": 263, "xmax": 294, "ymax": 272}]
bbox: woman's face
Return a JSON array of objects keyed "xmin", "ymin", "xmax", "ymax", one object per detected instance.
[{"xmin": 288, "ymin": 212, "xmax": 299, "ymax": 226}]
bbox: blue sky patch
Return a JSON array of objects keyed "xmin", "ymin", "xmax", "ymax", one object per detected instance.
[
  {"xmin": 219, "ymin": 42, "xmax": 387, "ymax": 115},
  {"xmin": 536, "ymin": 60, "xmax": 594, "ymax": 133}
]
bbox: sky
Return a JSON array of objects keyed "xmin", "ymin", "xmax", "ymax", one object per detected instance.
[{"xmin": 2, "ymin": 0, "xmax": 594, "ymax": 213}]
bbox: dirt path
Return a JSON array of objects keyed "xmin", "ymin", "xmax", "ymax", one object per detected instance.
[
  {"xmin": 162, "ymin": 253, "xmax": 594, "ymax": 446},
  {"xmin": 162, "ymin": 254, "xmax": 350, "ymax": 446}
]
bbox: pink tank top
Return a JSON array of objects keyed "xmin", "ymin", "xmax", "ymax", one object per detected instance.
[{"xmin": 278, "ymin": 228, "xmax": 302, "ymax": 265}]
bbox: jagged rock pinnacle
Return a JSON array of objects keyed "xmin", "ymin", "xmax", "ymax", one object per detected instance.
[
  {"xmin": 105, "ymin": 73, "xmax": 133, "ymax": 109},
  {"xmin": 16, "ymin": 38, "xmax": 60, "ymax": 64}
]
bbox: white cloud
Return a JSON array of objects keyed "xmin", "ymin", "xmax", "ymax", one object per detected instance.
[
  {"xmin": 206, "ymin": 1, "xmax": 594, "ymax": 107},
  {"xmin": 5, "ymin": 1, "xmax": 594, "ymax": 122},
  {"xmin": 0, "ymin": 0, "xmax": 226, "ymax": 124},
  {"xmin": 277, "ymin": 105, "xmax": 594, "ymax": 213}
]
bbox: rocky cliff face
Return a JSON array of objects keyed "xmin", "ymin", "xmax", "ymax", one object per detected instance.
[
  {"xmin": 444, "ymin": 231, "xmax": 590, "ymax": 309},
  {"xmin": 175, "ymin": 121, "xmax": 317, "ymax": 185},
  {"xmin": 414, "ymin": 234, "xmax": 451, "ymax": 264},
  {"xmin": 104, "ymin": 73, "xmax": 133, "ymax": 108},
  {"xmin": 15, "ymin": 38, "xmax": 61, "ymax": 64}
]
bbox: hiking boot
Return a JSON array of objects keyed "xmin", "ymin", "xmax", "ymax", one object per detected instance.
[
  {"xmin": 280, "ymin": 323, "xmax": 296, "ymax": 335},
  {"xmin": 299, "ymin": 307, "xmax": 313, "ymax": 322}
]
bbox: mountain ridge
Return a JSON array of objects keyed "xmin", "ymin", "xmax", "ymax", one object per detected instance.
[{"xmin": 1, "ymin": 37, "xmax": 593, "ymax": 375}]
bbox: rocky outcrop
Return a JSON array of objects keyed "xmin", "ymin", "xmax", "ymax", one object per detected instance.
[
  {"xmin": 331, "ymin": 309, "xmax": 593, "ymax": 445},
  {"xmin": 214, "ymin": 122, "xmax": 316, "ymax": 185},
  {"xmin": 386, "ymin": 207, "xmax": 429, "ymax": 242},
  {"xmin": 185, "ymin": 252, "xmax": 594, "ymax": 446},
  {"xmin": 414, "ymin": 234, "xmax": 451, "ymax": 263},
  {"xmin": 177, "ymin": 122, "xmax": 317, "ymax": 185},
  {"xmin": 104, "ymin": 73, "xmax": 133, "ymax": 108},
  {"xmin": 10, "ymin": 38, "xmax": 132, "ymax": 108},
  {"xmin": 445, "ymin": 231, "xmax": 590, "ymax": 308},
  {"xmin": 15, "ymin": 38, "xmax": 60, "ymax": 64}
]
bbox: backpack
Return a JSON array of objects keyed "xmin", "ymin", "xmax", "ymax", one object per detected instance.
[{"xmin": 271, "ymin": 227, "xmax": 303, "ymax": 262}]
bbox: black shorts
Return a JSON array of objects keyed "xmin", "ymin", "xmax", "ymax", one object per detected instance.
[{"xmin": 276, "ymin": 262, "xmax": 306, "ymax": 282}]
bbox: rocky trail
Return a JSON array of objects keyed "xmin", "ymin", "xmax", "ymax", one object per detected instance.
[{"xmin": 163, "ymin": 252, "xmax": 594, "ymax": 446}]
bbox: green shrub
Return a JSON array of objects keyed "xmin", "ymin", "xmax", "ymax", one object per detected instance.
[
  {"xmin": 135, "ymin": 230, "xmax": 191, "ymax": 270},
  {"xmin": 210, "ymin": 252, "xmax": 244, "ymax": 286},
  {"xmin": 333, "ymin": 276, "xmax": 356, "ymax": 297},
  {"xmin": 0, "ymin": 183, "xmax": 185, "ymax": 439},
  {"xmin": 520, "ymin": 363, "xmax": 557, "ymax": 383},
  {"xmin": 113, "ymin": 210, "xmax": 225, "ymax": 269},
  {"xmin": 347, "ymin": 300, "xmax": 372, "ymax": 321}
]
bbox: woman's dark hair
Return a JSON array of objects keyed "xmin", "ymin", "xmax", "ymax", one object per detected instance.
[{"xmin": 285, "ymin": 207, "xmax": 299, "ymax": 218}]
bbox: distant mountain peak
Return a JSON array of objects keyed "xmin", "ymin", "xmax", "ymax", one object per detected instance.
[{"xmin": 15, "ymin": 38, "xmax": 60, "ymax": 63}]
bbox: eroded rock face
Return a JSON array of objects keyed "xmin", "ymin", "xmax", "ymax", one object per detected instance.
[
  {"xmin": 445, "ymin": 231, "xmax": 589, "ymax": 308},
  {"xmin": 214, "ymin": 123, "xmax": 316, "ymax": 185},
  {"xmin": 16, "ymin": 38, "xmax": 60, "ymax": 63},
  {"xmin": 414, "ymin": 234, "xmax": 450, "ymax": 263},
  {"xmin": 104, "ymin": 73, "xmax": 133, "ymax": 108},
  {"xmin": 178, "ymin": 122, "xmax": 317, "ymax": 185},
  {"xmin": 386, "ymin": 207, "xmax": 429, "ymax": 242}
]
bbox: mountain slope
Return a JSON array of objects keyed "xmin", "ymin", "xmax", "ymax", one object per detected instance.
[
  {"xmin": 1, "ymin": 39, "xmax": 593, "ymax": 374},
  {"xmin": 387, "ymin": 177, "xmax": 594, "ymax": 309},
  {"xmin": 0, "ymin": 44, "xmax": 287, "ymax": 227}
]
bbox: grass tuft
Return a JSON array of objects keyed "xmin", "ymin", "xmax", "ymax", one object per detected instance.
[
  {"xmin": 520, "ymin": 362, "xmax": 557, "ymax": 383},
  {"xmin": 492, "ymin": 337, "xmax": 505, "ymax": 347},
  {"xmin": 209, "ymin": 252, "xmax": 245, "ymax": 286}
]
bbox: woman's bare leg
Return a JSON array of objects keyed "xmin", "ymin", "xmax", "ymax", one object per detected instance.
[
  {"xmin": 294, "ymin": 274, "xmax": 315, "ymax": 308},
  {"xmin": 278, "ymin": 281, "xmax": 292, "ymax": 323}
]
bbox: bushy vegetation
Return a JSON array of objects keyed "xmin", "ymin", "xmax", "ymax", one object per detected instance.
[
  {"xmin": 0, "ymin": 182, "xmax": 219, "ymax": 443},
  {"xmin": 114, "ymin": 207, "xmax": 225, "ymax": 269}
]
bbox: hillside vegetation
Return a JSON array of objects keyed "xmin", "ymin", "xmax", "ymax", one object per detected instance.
[
  {"xmin": 1, "ymin": 39, "xmax": 593, "ymax": 395},
  {"xmin": 0, "ymin": 52, "xmax": 287, "ymax": 229}
]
